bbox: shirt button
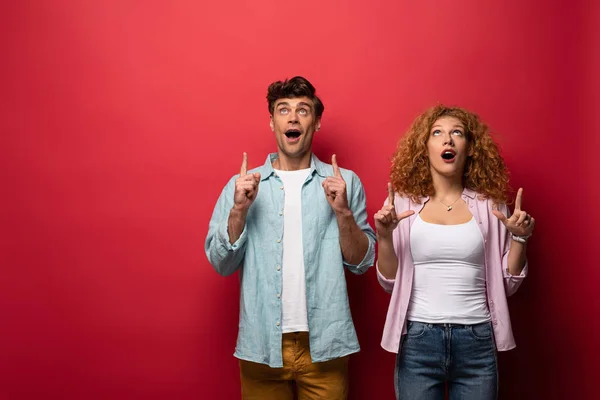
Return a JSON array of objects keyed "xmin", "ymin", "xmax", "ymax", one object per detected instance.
[
  {"xmin": 279, "ymin": 211, "xmax": 283, "ymax": 216},
  {"xmin": 280, "ymin": 186, "xmax": 284, "ymax": 190},
  {"xmin": 276, "ymin": 265, "xmax": 281, "ymax": 271},
  {"xmin": 493, "ymin": 320, "xmax": 498, "ymax": 326},
  {"xmin": 277, "ymin": 239, "xmax": 281, "ymax": 243},
  {"xmin": 276, "ymin": 321, "xmax": 280, "ymax": 327},
  {"xmin": 277, "ymin": 293, "xmax": 281, "ymax": 298}
]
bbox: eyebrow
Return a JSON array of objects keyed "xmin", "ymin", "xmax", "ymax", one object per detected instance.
[
  {"xmin": 431, "ymin": 124, "xmax": 465, "ymax": 130},
  {"xmin": 296, "ymin": 102, "xmax": 313, "ymax": 109},
  {"xmin": 275, "ymin": 101, "xmax": 313, "ymax": 109}
]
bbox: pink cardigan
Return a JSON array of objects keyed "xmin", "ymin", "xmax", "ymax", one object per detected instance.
[{"xmin": 377, "ymin": 188, "xmax": 527, "ymax": 353}]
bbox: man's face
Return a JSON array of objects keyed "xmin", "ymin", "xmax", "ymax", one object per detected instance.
[{"xmin": 270, "ymin": 96, "xmax": 320, "ymax": 162}]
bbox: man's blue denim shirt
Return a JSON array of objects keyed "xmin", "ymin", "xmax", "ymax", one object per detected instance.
[{"xmin": 205, "ymin": 153, "xmax": 376, "ymax": 367}]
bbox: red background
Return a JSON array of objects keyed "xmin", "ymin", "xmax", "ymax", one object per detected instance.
[{"xmin": 1, "ymin": 1, "xmax": 598, "ymax": 399}]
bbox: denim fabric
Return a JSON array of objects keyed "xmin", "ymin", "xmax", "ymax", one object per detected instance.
[
  {"xmin": 395, "ymin": 321, "xmax": 498, "ymax": 400},
  {"xmin": 205, "ymin": 153, "xmax": 376, "ymax": 368}
]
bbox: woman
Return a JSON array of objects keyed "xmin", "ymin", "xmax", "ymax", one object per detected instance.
[{"xmin": 375, "ymin": 105, "xmax": 535, "ymax": 399}]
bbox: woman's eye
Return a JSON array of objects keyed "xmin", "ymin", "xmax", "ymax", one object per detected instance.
[
  {"xmin": 432, "ymin": 130, "xmax": 441, "ymax": 136},
  {"xmin": 452, "ymin": 130, "xmax": 463, "ymax": 136}
]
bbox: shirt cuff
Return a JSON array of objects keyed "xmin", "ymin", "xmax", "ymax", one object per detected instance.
[
  {"xmin": 505, "ymin": 260, "xmax": 528, "ymax": 278},
  {"xmin": 218, "ymin": 218, "xmax": 248, "ymax": 251},
  {"xmin": 376, "ymin": 262, "xmax": 395, "ymax": 292},
  {"xmin": 343, "ymin": 236, "xmax": 375, "ymax": 272}
]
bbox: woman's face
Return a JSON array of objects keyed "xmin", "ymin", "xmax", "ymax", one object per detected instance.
[{"xmin": 426, "ymin": 116, "xmax": 472, "ymax": 180}]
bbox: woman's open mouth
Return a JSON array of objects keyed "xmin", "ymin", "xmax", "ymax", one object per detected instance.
[{"xmin": 441, "ymin": 149, "xmax": 456, "ymax": 163}]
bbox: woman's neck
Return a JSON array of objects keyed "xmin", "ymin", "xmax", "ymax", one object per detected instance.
[{"xmin": 430, "ymin": 173, "xmax": 463, "ymax": 202}]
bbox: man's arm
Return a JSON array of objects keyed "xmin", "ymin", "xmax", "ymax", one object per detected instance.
[
  {"xmin": 205, "ymin": 153, "xmax": 260, "ymax": 276},
  {"xmin": 322, "ymin": 155, "xmax": 375, "ymax": 274}
]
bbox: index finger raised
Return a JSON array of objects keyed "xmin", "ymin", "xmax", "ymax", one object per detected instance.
[
  {"xmin": 332, "ymin": 154, "xmax": 341, "ymax": 177},
  {"xmin": 240, "ymin": 152, "xmax": 248, "ymax": 176},
  {"xmin": 387, "ymin": 182, "xmax": 395, "ymax": 206},
  {"xmin": 515, "ymin": 187, "xmax": 523, "ymax": 210}
]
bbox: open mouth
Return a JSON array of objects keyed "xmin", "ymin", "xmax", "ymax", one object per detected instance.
[
  {"xmin": 441, "ymin": 150, "xmax": 456, "ymax": 162},
  {"xmin": 285, "ymin": 129, "xmax": 301, "ymax": 139}
]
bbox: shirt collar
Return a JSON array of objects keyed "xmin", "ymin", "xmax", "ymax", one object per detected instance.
[
  {"xmin": 416, "ymin": 187, "xmax": 477, "ymax": 205},
  {"xmin": 462, "ymin": 188, "xmax": 477, "ymax": 199},
  {"xmin": 257, "ymin": 152, "xmax": 326, "ymax": 180}
]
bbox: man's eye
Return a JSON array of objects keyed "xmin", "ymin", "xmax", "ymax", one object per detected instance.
[
  {"xmin": 279, "ymin": 108, "xmax": 289, "ymax": 115},
  {"xmin": 298, "ymin": 109, "xmax": 307, "ymax": 115}
]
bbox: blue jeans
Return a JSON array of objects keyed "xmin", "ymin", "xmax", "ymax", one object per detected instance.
[{"xmin": 395, "ymin": 321, "xmax": 498, "ymax": 400}]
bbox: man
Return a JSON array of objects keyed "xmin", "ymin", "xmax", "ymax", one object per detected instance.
[{"xmin": 205, "ymin": 76, "xmax": 375, "ymax": 399}]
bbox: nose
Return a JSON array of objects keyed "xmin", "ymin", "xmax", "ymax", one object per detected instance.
[
  {"xmin": 287, "ymin": 111, "xmax": 299, "ymax": 124},
  {"xmin": 443, "ymin": 133, "xmax": 454, "ymax": 146}
]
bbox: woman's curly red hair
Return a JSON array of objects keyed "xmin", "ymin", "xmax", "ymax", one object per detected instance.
[{"xmin": 390, "ymin": 105, "xmax": 510, "ymax": 204}]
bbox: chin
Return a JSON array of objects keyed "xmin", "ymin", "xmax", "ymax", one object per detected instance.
[{"xmin": 432, "ymin": 168, "xmax": 462, "ymax": 179}]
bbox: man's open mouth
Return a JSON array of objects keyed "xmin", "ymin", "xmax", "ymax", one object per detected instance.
[{"xmin": 285, "ymin": 129, "xmax": 301, "ymax": 139}]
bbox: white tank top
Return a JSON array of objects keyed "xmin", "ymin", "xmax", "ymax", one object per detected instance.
[
  {"xmin": 275, "ymin": 168, "xmax": 311, "ymax": 333},
  {"xmin": 407, "ymin": 214, "xmax": 490, "ymax": 324}
]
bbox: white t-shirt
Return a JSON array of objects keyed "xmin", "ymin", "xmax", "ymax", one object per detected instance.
[
  {"xmin": 407, "ymin": 214, "xmax": 490, "ymax": 324},
  {"xmin": 275, "ymin": 168, "xmax": 311, "ymax": 333}
]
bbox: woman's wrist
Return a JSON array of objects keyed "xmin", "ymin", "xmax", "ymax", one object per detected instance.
[{"xmin": 511, "ymin": 232, "xmax": 531, "ymax": 243}]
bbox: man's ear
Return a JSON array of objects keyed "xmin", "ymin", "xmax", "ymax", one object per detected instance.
[
  {"xmin": 270, "ymin": 116, "xmax": 274, "ymax": 132},
  {"xmin": 316, "ymin": 119, "xmax": 321, "ymax": 132}
]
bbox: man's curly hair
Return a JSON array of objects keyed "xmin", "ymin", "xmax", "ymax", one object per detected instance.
[{"xmin": 390, "ymin": 105, "xmax": 510, "ymax": 204}]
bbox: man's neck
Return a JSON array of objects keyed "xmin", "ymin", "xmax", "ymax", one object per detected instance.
[{"xmin": 273, "ymin": 152, "xmax": 312, "ymax": 171}]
